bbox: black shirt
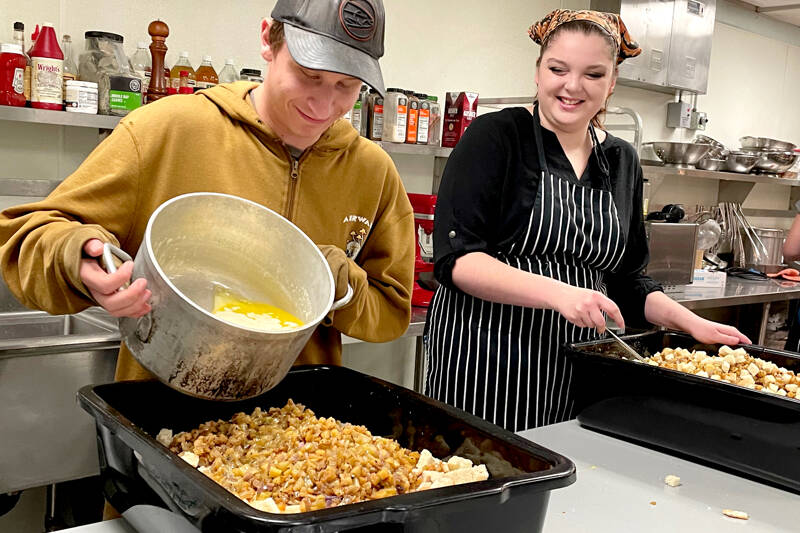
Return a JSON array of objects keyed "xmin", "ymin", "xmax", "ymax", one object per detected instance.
[{"xmin": 433, "ymin": 107, "xmax": 662, "ymax": 325}]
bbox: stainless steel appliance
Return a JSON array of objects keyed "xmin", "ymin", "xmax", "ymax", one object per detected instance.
[
  {"xmin": 591, "ymin": 0, "xmax": 717, "ymax": 94},
  {"xmin": 644, "ymin": 221, "xmax": 699, "ymax": 285}
]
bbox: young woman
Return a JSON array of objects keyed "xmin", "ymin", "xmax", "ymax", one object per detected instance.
[{"xmin": 424, "ymin": 9, "xmax": 750, "ymax": 432}]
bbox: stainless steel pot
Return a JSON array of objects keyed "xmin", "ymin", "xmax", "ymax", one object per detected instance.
[
  {"xmin": 743, "ymin": 227, "xmax": 786, "ymax": 269},
  {"xmin": 104, "ymin": 193, "xmax": 352, "ymax": 400}
]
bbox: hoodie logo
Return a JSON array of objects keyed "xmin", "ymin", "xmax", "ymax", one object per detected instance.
[
  {"xmin": 339, "ymin": 0, "xmax": 376, "ymax": 42},
  {"xmin": 343, "ymin": 214, "xmax": 372, "ymax": 259}
]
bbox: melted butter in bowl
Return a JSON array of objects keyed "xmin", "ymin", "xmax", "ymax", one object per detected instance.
[{"xmin": 212, "ymin": 286, "xmax": 303, "ymax": 332}]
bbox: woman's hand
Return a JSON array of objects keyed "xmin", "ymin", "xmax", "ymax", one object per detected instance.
[
  {"xmin": 685, "ymin": 316, "xmax": 752, "ymax": 346},
  {"xmin": 554, "ymin": 286, "xmax": 625, "ymax": 333},
  {"xmin": 79, "ymin": 239, "xmax": 151, "ymax": 318}
]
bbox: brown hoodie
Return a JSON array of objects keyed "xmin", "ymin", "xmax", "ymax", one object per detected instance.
[{"xmin": 0, "ymin": 81, "xmax": 414, "ymax": 381}]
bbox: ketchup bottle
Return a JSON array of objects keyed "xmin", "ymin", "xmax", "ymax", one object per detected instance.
[
  {"xmin": 29, "ymin": 22, "xmax": 64, "ymax": 110},
  {"xmin": 0, "ymin": 44, "xmax": 27, "ymax": 107}
]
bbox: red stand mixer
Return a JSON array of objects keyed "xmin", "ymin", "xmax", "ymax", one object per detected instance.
[{"xmin": 408, "ymin": 193, "xmax": 437, "ymax": 307}]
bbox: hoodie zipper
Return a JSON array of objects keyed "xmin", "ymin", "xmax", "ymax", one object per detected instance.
[{"xmin": 286, "ymin": 157, "xmax": 299, "ymax": 220}]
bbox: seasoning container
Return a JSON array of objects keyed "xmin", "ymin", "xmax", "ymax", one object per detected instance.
[
  {"xmin": 382, "ymin": 88, "xmax": 408, "ymax": 143},
  {"xmin": 414, "ymin": 93, "xmax": 430, "ymax": 145},
  {"xmin": 405, "ymin": 91, "xmax": 420, "ymax": 144},
  {"xmin": 195, "ymin": 56, "xmax": 218, "ymax": 89},
  {"xmin": 170, "ymin": 51, "xmax": 195, "ymax": 89},
  {"xmin": 0, "ymin": 43, "xmax": 27, "ymax": 107},
  {"xmin": 427, "ymin": 95, "xmax": 441, "ymax": 146},
  {"xmin": 239, "ymin": 68, "xmax": 262, "ymax": 82},
  {"xmin": 29, "ymin": 22, "xmax": 64, "ymax": 110},
  {"xmin": 350, "ymin": 85, "xmax": 368, "ymax": 136},
  {"xmin": 11, "ymin": 22, "xmax": 31, "ymax": 105},
  {"xmin": 65, "ymin": 80, "xmax": 98, "ymax": 113},
  {"xmin": 61, "ymin": 34, "xmax": 77, "ymax": 106},
  {"xmin": 178, "ymin": 70, "xmax": 193, "ymax": 94},
  {"xmin": 218, "ymin": 59, "xmax": 238, "ymax": 83},
  {"xmin": 130, "ymin": 41, "xmax": 151, "ymax": 102},
  {"xmin": 368, "ymin": 88, "xmax": 384, "ymax": 141},
  {"xmin": 78, "ymin": 32, "xmax": 141, "ymax": 116}
]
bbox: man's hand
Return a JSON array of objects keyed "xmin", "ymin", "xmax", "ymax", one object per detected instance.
[
  {"xmin": 554, "ymin": 286, "xmax": 625, "ymax": 334},
  {"xmin": 318, "ymin": 245, "xmax": 350, "ymax": 302},
  {"xmin": 79, "ymin": 239, "xmax": 151, "ymax": 318}
]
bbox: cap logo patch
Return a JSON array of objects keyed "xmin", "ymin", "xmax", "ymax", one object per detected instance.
[{"xmin": 339, "ymin": 0, "xmax": 376, "ymax": 41}]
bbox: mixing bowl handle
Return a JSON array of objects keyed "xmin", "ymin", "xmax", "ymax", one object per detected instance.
[
  {"xmin": 101, "ymin": 243, "xmax": 155, "ymax": 343},
  {"xmin": 331, "ymin": 284, "xmax": 354, "ymax": 311}
]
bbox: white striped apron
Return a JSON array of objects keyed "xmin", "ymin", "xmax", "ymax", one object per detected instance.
[{"xmin": 425, "ymin": 113, "xmax": 627, "ymax": 431}]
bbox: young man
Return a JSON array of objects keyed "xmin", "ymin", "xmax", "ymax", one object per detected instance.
[{"xmin": 0, "ymin": 0, "xmax": 414, "ymax": 382}]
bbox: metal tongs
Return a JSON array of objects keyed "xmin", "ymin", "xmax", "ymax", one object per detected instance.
[{"xmin": 605, "ymin": 328, "xmax": 648, "ymax": 363}]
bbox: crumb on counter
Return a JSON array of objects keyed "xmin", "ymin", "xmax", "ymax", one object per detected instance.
[
  {"xmin": 664, "ymin": 475, "xmax": 681, "ymax": 487},
  {"xmin": 722, "ymin": 509, "xmax": 749, "ymax": 520}
]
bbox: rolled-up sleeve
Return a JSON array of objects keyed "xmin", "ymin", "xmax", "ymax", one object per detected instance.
[{"xmin": 433, "ymin": 116, "xmax": 507, "ymax": 289}]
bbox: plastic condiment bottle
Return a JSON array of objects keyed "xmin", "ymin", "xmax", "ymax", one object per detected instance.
[
  {"xmin": 0, "ymin": 43, "xmax": 27, "ymax": 107},
  {"xmin": 61, "ymin": 34, "xmax": 77, "ymax": 107},
  {"xmin": 195, "ymin": 56, "xmax": 218, "ymax": 89},
  {"xmin": 170, "ymin": 51, "xmax": 195, "ymax": 89},
  {"xmin": 11, "ymin": 22, "xmax": 31, "ymax": 105},
  {"xmin": 218, "ymin": 59, "xmax": 238, "ymax": 83},
  {"xmin": 29, "ymin": 22, "xmax": 64, "ymax": 110},
  {"xmin": 130, "ymin": 41, "xmax": 151, "ymax": 101}
]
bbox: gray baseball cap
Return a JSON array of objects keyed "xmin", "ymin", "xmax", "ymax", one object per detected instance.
[{"xmin": 271, "ymin": 0, "xmax": 386, "ymax": 96}]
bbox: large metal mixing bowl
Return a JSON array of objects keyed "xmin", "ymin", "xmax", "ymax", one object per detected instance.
[
  {"xmin": 740, "ymin": 136, "xmax": 797, "ymax": 152},
  {"xmin": 646, "ymin": 142, "xmax": 712, "ymax": 167},
  {"xmin": 751, "ymin": 150, "xmax": 799, "ymax": 174},
  {"xmin": 724, "ymin": 151, "xmax": 759, "ymax": 173},
  {"xmin": 113, "ymin": 193, "xmax": 350, "ymax": 400}
]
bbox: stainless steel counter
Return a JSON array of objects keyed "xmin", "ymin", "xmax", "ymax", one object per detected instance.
[
  {"xmin": 61, "ymin": 420, "xmax": 800, "ymax": 533},
  {"xmin": 671, "ymin": 277, "xmax": 800, "ymax": 310},
  {"xmin": 520, "ymin": 421, "xmax": 799, "ymax": 532}
]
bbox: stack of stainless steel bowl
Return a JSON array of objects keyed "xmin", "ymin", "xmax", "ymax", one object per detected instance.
[
  {"xmin": 694, "ymin": 135, "xmax": 727, "ymax": 171},
  {"xmin": 645, "ymin": 141, "xmax": 712, "ymax": 168},
  {"xmin": 739, "ymin": 137, "xmax": 798, "ymax": 175}
]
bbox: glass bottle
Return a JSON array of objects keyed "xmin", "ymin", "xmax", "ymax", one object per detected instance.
[
  {"xmin": 61, "ymin": 34, "xmax": 77, "ymax": 106},
  {"xmin": 178, "ymin": 70, "xmax": 193, "ymax": 94},
  {"xmin": 170, "ymin": 51, "xmax": 195, "ymax": 89},
  {"xmin": 218, "ymin": 59, "xmax": 238, "ymax": 83},
  {"xmin": 12, "ymin": 22, "xmax": 31, "ymax": 105},
  {"xmin": 426, "ymin": 95, "xmax": 441, "ymax": 146},
  {"xmin": 195, "ymin": 56, "xmax": 218, "ymax": 89}
]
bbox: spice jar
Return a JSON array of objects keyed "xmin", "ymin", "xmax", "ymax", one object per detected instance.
[
  {"xmin": 368, "ymin": 88, "xmax": 384, "ymax": 141},
  {"xmin": 427, "ymin": 95, "xmax": 442, "ymax": 146},
  {"xmin": 65, "ymin": 79, "xmax": 98, "ymax": 113},
  {"xmin": 382, "ymin": 88, "xmax": 408, "ymax": 143},
  {"xmin": 405, "ymin": 91, "xmax": 420, "ymax": 144},
  {"xmin": 0, "ymin": 43, "xmax": 27, "ymax": 107}
]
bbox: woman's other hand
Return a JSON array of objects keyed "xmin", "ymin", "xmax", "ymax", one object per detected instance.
[
  {"xmin": 686, "ymin": 316, "xmax": 752, "ymax": 346},
  {"xmin": 79, "ymin": 239, "xmax": 151, "ymax": 318},
  {"xmin": 555, "ymin": 286, "xmax": 625, "ymax": 333}
]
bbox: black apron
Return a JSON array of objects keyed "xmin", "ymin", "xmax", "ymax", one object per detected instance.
[{"xmin": 424, "ymin": 108, "xmax": 627, "ymax": 432}]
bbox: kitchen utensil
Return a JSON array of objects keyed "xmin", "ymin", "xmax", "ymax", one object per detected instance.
[
  {"xmin": 723, "ymin": 151, "xmax": 759, "ymax": 173},
  {"xmin": 644, "ymin": 142, "xmax": 712, "ymax": 168},
  {"xmin": 565, "ymin": 330, "xmax": 800, "ymax": 493},
  {"xmin": 696, "ymin": 157, "xmax": 725, "ymax": 171},
  {"xmin": 751, "ymin": 150, "xmax": 799, "ymax": 174},
  {"xmin": 78, "ymin": 366, "xmax": 577, "ymax": 533},
  {"xmin": 694, "ymin": 134, "xmax": 725, "ymax": 150},
  {"xmin": 696, "ymin": 218, "xmax": 721, "ymax": 251},
  {"xmin": 102, "ymin": 192, "xmax": 353, "ymax": 401},
  {"xmin": 740, "ymin": 136, "xmax": 796, "ymax": 152},
  {"xmin": 694, "ymin": 135, "xmax": 726, "ymax": 160},
  {"xmin": 605, "ymin": 328, "xmax": 648, "ymax": 362}
]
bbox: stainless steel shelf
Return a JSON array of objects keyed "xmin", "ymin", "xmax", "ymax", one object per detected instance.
[
  {"xmin": 374, "ymin": 141, "xmax": 452, "ymax": 157},
  {"xmin": 642, "ymin": 164, "xmax": 800, "ymax": 186},
  {"xmin": 0, "ymin": 106, "xmax": 121, "ymax": 129}
]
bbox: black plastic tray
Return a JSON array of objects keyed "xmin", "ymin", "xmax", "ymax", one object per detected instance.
[
  {"xmin": 78, "ymin": 365, "xmax": 575, "ymax": 532},
  {"xmin": 565, "ymin": 331, "xmax": 800, "ymax": 492}
]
